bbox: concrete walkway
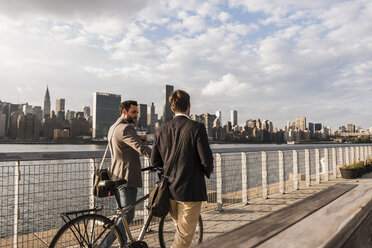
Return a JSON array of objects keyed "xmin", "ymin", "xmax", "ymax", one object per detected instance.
[{"xmin": 142, "ymin": 174, "xmax": 372, "ymax": 247}]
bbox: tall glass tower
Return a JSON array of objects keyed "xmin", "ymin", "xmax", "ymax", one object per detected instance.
[
  {"xmin": 231, "ymin": 110, "xmax": 238, "ymax": 127},
  {"xmin": 92, "ymin": 92, "xmax": 121, "ymax": 139}
]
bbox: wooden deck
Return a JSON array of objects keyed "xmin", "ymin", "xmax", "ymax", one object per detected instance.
[{"xmin": 198, "ymin": 182, "xmax": 372, "ymax": 248}]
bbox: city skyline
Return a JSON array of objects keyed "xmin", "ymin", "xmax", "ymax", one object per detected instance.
[
  {"xmin": 1, "ymin": 86, "xmax": 370, "ymax": 132},
  {"xmin": 0, "ymin": 1, "xmax": 371, "ymax": 129}
]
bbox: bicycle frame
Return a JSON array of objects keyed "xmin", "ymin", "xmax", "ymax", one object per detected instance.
[
  {"xmin": 114, "ymin": 191, "xmax": 153, "ymax": 244},
  {"xmin": 55, "ymin": 167, "xmax": 162, "ymax": 247}
]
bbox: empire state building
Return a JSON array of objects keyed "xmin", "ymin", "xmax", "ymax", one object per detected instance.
[{"xmin": 43, "ymin": 86, "xmax": 51, "ymax": 119}]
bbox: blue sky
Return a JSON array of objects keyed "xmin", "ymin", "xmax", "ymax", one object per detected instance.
[{"xmin": 0, "ymin": 0, "xmax": 371, "ymax": 130}]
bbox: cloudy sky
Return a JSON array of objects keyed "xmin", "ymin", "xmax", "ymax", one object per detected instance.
[{"xmin": 0, "ymin": 0, "xmax": 371, "ymax": 130}]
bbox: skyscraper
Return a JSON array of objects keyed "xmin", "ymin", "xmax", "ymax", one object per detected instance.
[
  {"xmin": 315, "ymin": 123, "xmax": 322, "ymax": 131},
  {"xmin": 56, "ymin": 98, "xmax": 65, "ymax": 119},
  {"xmin": 231, "ymin": 110, "xmax": 237, "ymax": 126},
  {"xmin": 32, "ymin": 106, "xmax": 42, "ymax": 122},
  {"xmin": 286, "ymin": 120, "xmax": 291, "ymax": 130},
  {"xmin": 0, "ymin": 113, "xmax": 6, "ymax": 137},
  {"xmin": 43, "ymin": 86, "xmax": 51, "ymax": 119},
  {"xmin": 308, "ymin": 122, "xmax": 314, "ymax": 133},
  {"xmin": 162, "ymin": 84, "xmax": 174, "ymax": 124},
  {"xmin": 92, "ymin": 92, "xmax": 121, "ymax": 139},
  {"xmin": 147, "ymin": 102, "xmax": 156, "ymax": 134},
  {"xmin": 216, "ymin": 110, "xmax": 222, "ymax": 124},
  {"xmin": 137, "ymin": 104, "xmax": 148, "ymax": 130},
  {"xmin": 347, "ymin": 124, "xmax": 355, "ymax": 133},
  {"xmin": 56, "ymin": 98, "xmax": 65, "ymax": 112},
  {"xmin": 83, "ymin": 106, "xmax": 90, "ymax": 119},
  {"xmin": 294, "ymin": 116, "xmax": 306, "ymax": 131},
  {"xmin": 201, "ymin": 113, "xmax": 217, "ymax": 140},
  {"xmin": 23, "ymin": 104, "xmax": 33, "ymax": 114}
]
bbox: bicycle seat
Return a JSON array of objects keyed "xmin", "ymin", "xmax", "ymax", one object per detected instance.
[{"xmin": 97, "ymin": 179, "xmax": 127, "ymax": 192}]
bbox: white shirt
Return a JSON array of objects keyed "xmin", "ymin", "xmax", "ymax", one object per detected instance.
[{"xmin": 175, "ymin": 113, "xmax": 190, "ymax": 119}]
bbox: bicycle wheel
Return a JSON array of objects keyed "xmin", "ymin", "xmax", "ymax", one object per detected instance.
[
  {"xmin": 49, "ymin": 214, "xmax": 124, "ymax": 248},
  {"xmin": 158, "ymin": 214, "xmax": 203, "ymax": 248}
]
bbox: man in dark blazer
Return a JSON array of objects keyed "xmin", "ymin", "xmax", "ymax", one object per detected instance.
[
  {"xmin": 101, "ymin": 100, "xmax": 151, "ymax": 247},
  {"xmin": 151, "ymin": 90, "xmax": 214, "ymax": 248}
]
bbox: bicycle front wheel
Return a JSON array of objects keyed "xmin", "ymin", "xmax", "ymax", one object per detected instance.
[
  {"xmin": 49, "ymin": 214, "xmax": 124, "ymax": 248},
  {"xmin": 158, "ymin": 214, "xmax": 203, "ymax": 248}
]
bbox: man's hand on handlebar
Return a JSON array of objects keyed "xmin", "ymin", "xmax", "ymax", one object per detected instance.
[{"xmin": 141, "ymin": 166, "xmax": 163, "ymax": 172}]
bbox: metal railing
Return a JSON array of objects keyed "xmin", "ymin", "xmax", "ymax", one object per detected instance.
[{"xmin": 0, "ymin": 144, "xmax": 371, "ymax": 247}]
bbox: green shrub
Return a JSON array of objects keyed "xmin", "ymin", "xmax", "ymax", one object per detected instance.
[
  {"xmin": 366, "ymin": 157, "xmax": 372, "ymax": 165},
  {"xmin": 342, "ymin": 161, "xmax": 364, "ymax": 169}
]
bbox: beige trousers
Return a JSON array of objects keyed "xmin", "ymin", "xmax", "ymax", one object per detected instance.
[{"xmin": 169, "ymin": 199, "xmax": 202, "ymax": 248}]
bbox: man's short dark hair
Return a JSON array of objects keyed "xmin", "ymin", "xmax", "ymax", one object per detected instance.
[
  {"xmin": 120, "ymin": 100, "xmax": 137, "ymax": 114},
  {"xmin": 169, "ymin": 90, "xmax": 190, "ymax": 113}
]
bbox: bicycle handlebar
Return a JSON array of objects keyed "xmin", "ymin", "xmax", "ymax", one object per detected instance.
[{"xmin": 141, "ymin": 166, "xmax": 163, "ymax": 172}]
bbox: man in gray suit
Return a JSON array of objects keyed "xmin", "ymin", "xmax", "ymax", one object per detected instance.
[{"xmin": 101, "ymin": 100, "xmax": 151, "ymax": 247}]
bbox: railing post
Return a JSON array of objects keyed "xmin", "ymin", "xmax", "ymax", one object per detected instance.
[
  {"xmin": 241, "ymin": 152, "xmax": 248, "ymax": 205},
  {"xmin": 369, "ymin": 146, "xmax": 372, "ymax": 158},
  {"xmin": 324, "ymin": 148, "xmax": 329, "ymax": 181},
  {"xmin": 364, "ymin": 146, "xmax": 367, "ymax": 160},
  {"xmin": 262, "ymin": 151, "xmax": 268, "ymax": 198},
  {"xmin": 279, "ymin": 151, "xmax": 284, "ymax": 194},
  {"xmin": 365, "ymin": 146, "xmax": 368, "ymax": 160},
  {"xmin": 360, "ymin": 146, "xmax": 362, "ymax": 160},
  {"xmin": 143, "ymin": 158, "xmax": 150, "ymax": 220},
  {"xmin": 13, "ymin": 161, "xmax": 20, "ymax": 248},
  {"xmin": 89, "ymin": 158, "xmax": 96, "ymax": 209},
  {"xmin": 356, "ymin": 146, "xmax": 360, "ymax": 161},
  {"xmin": 315, "ymin": 149, "xmax": 320, "ymax": 184},
  {"xmin": 216, "ymin": 153, "xmax": 223, "ymax": 212},
  {"xmin": 332, "ymin": 148, "xmax": 337, "ymax": 179},
  {"xmin": 293, "ymin": 150, "xmax": 298, "ymax": 190},
  {"xmin": 338, "ymin": 147, "xmax": 343, "ymax": 166},
  {"xmin": 305, "ymin": 149, "xmax": 310, "ymax": 187},
  {"xmin": 345, "ymin": 147, "xmax": 350, "ymax": 165},
  {"xmin": 351, "ymin": 146, "xmax": 355, "ymax": 163}
]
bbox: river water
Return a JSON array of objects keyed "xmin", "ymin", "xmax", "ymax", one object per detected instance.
[{"xmin": 0, "ymin": 142, "xmax": 344, "ymax": 153}]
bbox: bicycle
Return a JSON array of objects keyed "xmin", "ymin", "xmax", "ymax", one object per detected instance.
[{"xmin": 49, "ymin": 166, "xmax": 203, "ymax": 248}]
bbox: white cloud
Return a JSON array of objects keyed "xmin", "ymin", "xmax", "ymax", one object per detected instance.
[
  {"xmin": 218, "ymin": 12, "xmax": 230, "ymax": 22},
  {"xmin": 168, "ymin": 12, "xmax": 208, "ymax": 35},
  {"xmin": 201, "ymin": 73, "xmax": 250, "ymax": 96}
]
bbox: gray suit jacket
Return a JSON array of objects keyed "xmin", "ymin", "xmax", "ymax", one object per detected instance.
[{"xmin": 107, "ymin": 117, "xmax": 152, "ymax": 188}]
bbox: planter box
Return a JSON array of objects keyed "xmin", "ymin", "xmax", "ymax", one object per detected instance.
[
  {"xmin": 357, "ymin": 168, "xmax": 365, "ymax": 177},
  {"xmin": 340, "ymin": 168, "xmax": 358, "ymax": 179}
]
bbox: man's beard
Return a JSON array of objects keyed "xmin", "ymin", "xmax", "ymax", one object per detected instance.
[{"xmin": 126, "ymin": 115, "xmax": 137, "ymax": 123}]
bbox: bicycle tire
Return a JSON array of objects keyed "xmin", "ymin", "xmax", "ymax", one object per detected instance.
[
  {"xmin": 158, "ymin": 214, "xmax": 203, "ymax": 248},
  {"xmin": 49, "ymin": 214, "xmax": 124, "ymax": 248}
]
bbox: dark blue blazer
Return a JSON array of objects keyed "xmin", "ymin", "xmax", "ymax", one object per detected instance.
[{"xmin": 151, "ymin": 116, "xmax": 214, "ymax": 201}]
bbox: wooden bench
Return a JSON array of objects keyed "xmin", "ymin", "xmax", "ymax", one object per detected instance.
[{"xmin": 198, "ymin": 183, "xmax": 372, "ymax": 247}]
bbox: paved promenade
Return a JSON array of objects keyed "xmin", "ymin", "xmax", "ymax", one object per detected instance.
[{"xmin": 143, "ymin": 174, "xmax": 372, "ymax": 247}]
